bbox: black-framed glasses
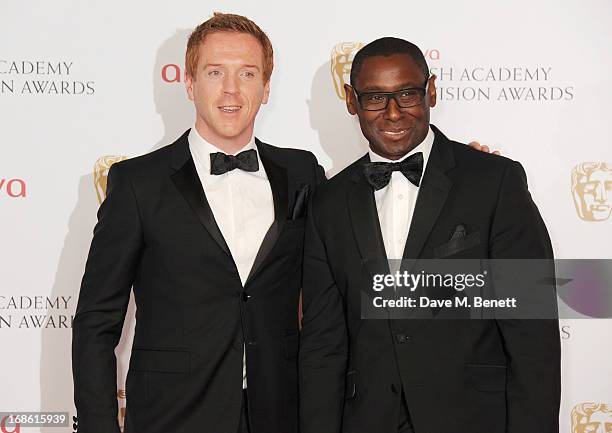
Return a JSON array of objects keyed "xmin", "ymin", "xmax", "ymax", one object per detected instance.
[{"xmin": 352, "ymin": 78, "xmax": 429, "ymax": 111}]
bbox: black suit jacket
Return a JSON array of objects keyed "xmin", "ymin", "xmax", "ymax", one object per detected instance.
[
  {"xmin": 299, "ymin": 125, "xmax": 561, "ymax": 433},
  {"xmin": 72, "ymin": 130, "xmax": 324, "ymax": 433}
]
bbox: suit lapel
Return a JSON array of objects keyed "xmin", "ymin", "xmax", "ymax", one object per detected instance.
[
  {"xmin": 397, "ymin": 126, "xmax": 455, "ymax": 322},
  {"xmin": 402, "ymin": 125, "xmax": 455, "ymax": 261},
  {"xmin": 347, "ymin": 155, "xmax": 391, "ymax": 304},
  {"xmin": 170, "ymin": 131, "xmax": 232, "ymax": 257},
  {"xmin": 245, "ymin": 139, "xmax": 289, "ymax": 284}
]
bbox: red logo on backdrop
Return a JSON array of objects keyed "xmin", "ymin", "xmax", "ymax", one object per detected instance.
[
  {"xmin": 423, "ymin": 49, "xmax": 440, "ymax": 60},
  {"xmin": 0, "ymin": 415, "xmax": 20, "ymax": 433},
  {"xmin": 161, "ymin": 64, "xmax": 184, "ymax": 83},
  {"xmin": 0, "ymin": 178, "xmax": 26, "ymax": 198}
]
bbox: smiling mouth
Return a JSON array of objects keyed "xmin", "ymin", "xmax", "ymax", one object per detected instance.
[
  {"xmin": 380, "ymin": 129, "xmax": 409, "ymax": 137},
  {"xmin": 218, "ymin": 105, "xmax": 242, "ymax": 113}
]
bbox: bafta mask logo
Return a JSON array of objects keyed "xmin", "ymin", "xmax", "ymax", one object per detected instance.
[
  {"xmin": 94, "ymin": 155, "xmax": 127, "ymax": 204},
  {"xmin": 571, "ymin": 162, "xmax": 612, "ymax": 222},
  {"xmin": 571, "ymin": 403, "xmax": 612, "ymax": 433},
  {"xmin": 330, "ymin": 42, "xmax": 365, "ymax": 100}
]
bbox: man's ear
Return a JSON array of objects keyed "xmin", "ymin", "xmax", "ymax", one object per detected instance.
[
  {"xmin": 427, "ymin": 74, "xmax": 437, "ymax": 108},
  {"xmin": 261, "ymin": 79, "xmax": 271, "ymax": 105},
  {"xmin": 344, "ymin": 84, "xmax": 358, "ymax": 115},
  {"xmin": 185, "ymin": 73, "xmax": 195, "ymax": 101}
]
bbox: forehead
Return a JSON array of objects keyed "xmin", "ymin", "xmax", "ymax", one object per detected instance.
[
  {"xmin": 355, "ymin": 54, "xmax": 424, "ymax": 90},
  {"xmin": 198, "ymin": 31, "xmax": 264, "ymax": 66}
]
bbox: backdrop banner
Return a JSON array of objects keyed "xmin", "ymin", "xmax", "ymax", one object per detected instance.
[{"xmin": 1, "ymin": 1, "xmax": 610, "ymax": 432}]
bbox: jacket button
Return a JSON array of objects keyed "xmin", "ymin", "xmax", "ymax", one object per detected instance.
[
  {"xmin": 242, "ymin": 292, "xmax": 251, "ymax": 302},
  {"xmin": 396, "ymin": 334, "xmax": 411, "ymax": 343}
]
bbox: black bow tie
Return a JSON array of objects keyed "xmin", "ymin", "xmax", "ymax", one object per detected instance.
[
  {"xmin": 363, "ymin": 152, "xmax": 424, "ymax": 190},
  {"xmin": 210, "ymin": 149, "xmax": 259, "ymax": 175}
]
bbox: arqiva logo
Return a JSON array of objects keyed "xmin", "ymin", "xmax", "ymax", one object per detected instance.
[
  {"xmin": 161, "ymin": 64, "xmax": 184, "ymax": 83},
  {"xmin": 0, "ymin": 415, "xmax": 19, "ymax": 433},
  {"xmin": 0, "ymin": 178, "xmax": 26, "ymax": 198}
]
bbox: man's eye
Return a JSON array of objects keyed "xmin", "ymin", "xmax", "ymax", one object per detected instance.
[
  {"xmin": 366, "ymin": 94, "xmax": 385, "ymax": 102},
  {"xmin": 241, "ymin": 71, "xmax": 255, "ymax": 78},
  {"xmin": 208, "ymin": 70, "xmax": 222, "ymax": 77},
  {"xmin": 400, "ymin": 90, "xmax": 418, "ymax": 98}
]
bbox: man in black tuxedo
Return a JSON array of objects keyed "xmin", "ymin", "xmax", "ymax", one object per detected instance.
[
  {"xmin": 72, "ymin": 13, "xmax": 322, "ymax": 433},
  {"xmin": 299, "ymin": 37, "xmax": 560, "ymax": 433}
]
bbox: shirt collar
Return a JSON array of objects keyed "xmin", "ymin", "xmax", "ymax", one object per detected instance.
[
  {"xmin": 368, "ymin": 125, "xmax": 435, "ymax": 171},
  {"xmin": 188, "ymin": 127, "xmax": 263, "ymax": 177}
]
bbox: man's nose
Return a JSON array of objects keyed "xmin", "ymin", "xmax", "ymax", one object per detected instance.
[
  {"xmin": 222, "ymin": 74, "xmax": 240, "ymax": 94},
  {"xmin": 384, "ymin": 97, "xmax": 402, "ymax": 121}
]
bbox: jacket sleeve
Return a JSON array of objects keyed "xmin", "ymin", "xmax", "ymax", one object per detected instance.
[
  {"xmin": 490, "ymin": 161, "xmax": 561, "ymax": 433},
  {"xmin": 299, "ymin": 193, "xmax": 348, "ymax": 433},
  {"xmin": 309, "ymin": 151, "xmax": 327, "ymax": 186},
  {"xmin": 72, "ymin": 162, "xmax": 144, "ymax": 433}
]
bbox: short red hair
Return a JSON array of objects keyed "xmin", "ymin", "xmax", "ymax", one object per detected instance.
[{"xmin": 185, "ymin": 12, "xmax": 274, "ymax": 82}]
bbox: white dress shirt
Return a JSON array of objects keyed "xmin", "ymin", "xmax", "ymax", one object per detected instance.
[
  {"xmin": 189, "ymin": 127, "xmax": 274, "ymax": 389},
  {"xmin": 369, "ymin": 126, "xmax": 435, "ymax": 260}
]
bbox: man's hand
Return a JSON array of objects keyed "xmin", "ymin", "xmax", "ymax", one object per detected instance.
[{"xmin": 469, "ymin": 141, "xmax": 501, "ymax": 155}]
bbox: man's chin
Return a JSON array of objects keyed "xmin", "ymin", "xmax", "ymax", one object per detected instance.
[
  {"xmin": 375, "ymin": 133, "xmax": 420, "ymax": 154},
  {"xmin": 375, "ymin": 140, "xmax": 416, "ymax": 160},
  {"xmin": 214, "ymin": 124, "xmax": 250, "ymax": 140}
]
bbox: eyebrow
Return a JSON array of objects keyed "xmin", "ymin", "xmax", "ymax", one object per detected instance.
[
  {"xmin": 359, "ymin": 82, "xmax": 423, "ymax": 92},
  {"xmin": 204, "ymin": 63, "xmax": 261, "ymax": 71},
  {"xmin": 361, "ymin": 84, "xmax": 422, "ymax": 93}
]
